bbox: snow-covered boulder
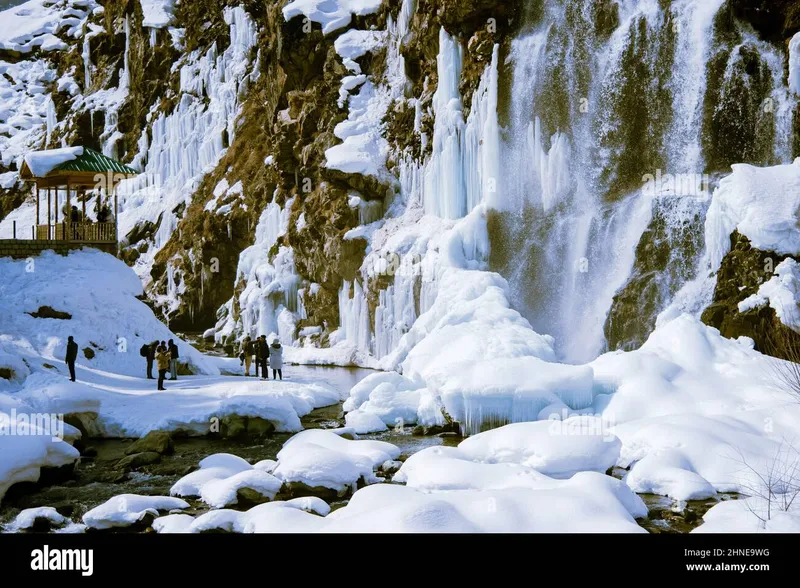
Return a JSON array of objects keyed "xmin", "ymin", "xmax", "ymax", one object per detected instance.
[
  {"xmin": 272, "ymin": 429, "xmax": 400, "ymax": 496},
  {"xmin": 4, "ymin": 506, "xmax": 67, "ymax": 532},
  {"xmin": 83, "ymin": 494, "xmax": 190, "ymax": 530}
]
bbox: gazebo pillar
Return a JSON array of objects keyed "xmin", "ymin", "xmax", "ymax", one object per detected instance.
[
  {"xmin": 35, "ymin": 185, "xmax": 39, "ymax": 228},
  {"xmin": 66, "ymin": 180, "xmax": 71, "ymax": 241},
  {"xmin": 47, "ymin": 187, "xmax": 51, "ymax": 240}
]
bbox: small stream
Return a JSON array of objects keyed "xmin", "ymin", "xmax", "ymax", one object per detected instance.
[{"xmin": 0, "ymin": 360, "xmax": 732, "ymax": 533}]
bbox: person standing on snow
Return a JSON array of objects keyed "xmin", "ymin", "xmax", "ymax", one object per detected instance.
[
  {"xmin": 65, "ymin": 335, "xmax": 78, "ymax": 382},
  {"xmin": 168, "ymin": 339, "xmax": 179, "ymax": 380},
  {"xmin": 269, "ymin": 338, "xmax": 283, "ymax": 381},
  {"xmin": 240, "ymin": 336, "xmax": 254, "ymax": 376},
  {"xmin": 258, "ymin": 335, "xmax": 269, "ymax": 380},
  {"xmin": 155, "ymin": 343, "xmax": 170, "ymax": 391}
]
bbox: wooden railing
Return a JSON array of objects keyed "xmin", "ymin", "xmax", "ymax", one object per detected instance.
[{"xmin": 36, "ymin": 222, "xmax": 116, "ymax": 242}]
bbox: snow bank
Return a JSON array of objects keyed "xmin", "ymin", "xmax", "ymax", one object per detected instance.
[
  {"xmin": 15, "ymin": 372, "xmax": 340, "ymax": 437},
  {"xmin": 23, "ymin": 147, "xmax": 83, "ymax": 177},
  {"xmin": 693, "ymin": 496, "xmax": 800, "ymax": 533},
  {"xmin": 592, "ymin": 314, "xmax": 800, "ymax": 500},
  {"xmin": 0, "ymin": 415, "xmax": 79, "ymax": 504},
  {"xmin": 156, "ymin": 474, "xmax": 646, "ymax": 533},
  {"xmin": 82, "ymin": 494, "xmax": 189, "ymax": 530},
  {"xmin": 273, "ymin": 429, "xmax": 400, "ymax": 493},
  {"xmin": 738, "ymin": 258, "xmax": 800, "ymax": 330},
  {"xmin": 282, "ymin": 0, "xmax": 383, "ymax": 35},
  {"xmin": 0, "ymin": 249, "xmax": 218, "ymax": 380},
  {"xmin": 320, "ymin": 478, "xmax": 646, "ymax": 533}
]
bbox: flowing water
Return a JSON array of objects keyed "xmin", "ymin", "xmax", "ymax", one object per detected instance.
[{"xmin": 491, "ymin": 0, "xmax": 797, "ymax": 363}]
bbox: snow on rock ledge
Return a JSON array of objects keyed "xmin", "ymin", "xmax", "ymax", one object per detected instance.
[
  {"xmin": 705, "ymin": 158, "xmax": 800, "ymax": 269},
  {"xmin": 282, "ymin": 0, "xmax": 383, "ymax": 35}
]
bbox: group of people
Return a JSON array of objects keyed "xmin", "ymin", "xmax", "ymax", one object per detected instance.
[
  {"xmin": 68, "ymin": 204, "xmax": 112, "ymax": 223},
  {"xmin": 140, "ymin": 339, "xmax": 179, "ymax": 391},
  {"xmin": 65, "ymin": 332, "xmax": 284, "ymax": 390},
  {"xmin": 239, "ymin": 335, "xmax": 284, "ymax": 380}
]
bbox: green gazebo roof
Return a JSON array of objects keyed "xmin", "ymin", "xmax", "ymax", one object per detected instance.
[{"xmin": 54, "ymin": 147, "xmax": 138, "ymax": 175}]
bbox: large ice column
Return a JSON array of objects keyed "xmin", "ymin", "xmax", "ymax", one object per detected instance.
[
  {"xmin": 339, "ymin": 280, "xmax": 372, "ymax": 353},
  {"xmin": 464, "ymin": 44, "xmax": 501, "ymax": 212},
  {"xmin": 790, "ymin": 32, "xmax": 800, "ymax": 97},
  {"xmin": 423, "ymin": 28, "xmax": 466, "ymax": 220},
  {"xmin": 423, "ymin": 30, "xmax": 502, "ymax": 219}
]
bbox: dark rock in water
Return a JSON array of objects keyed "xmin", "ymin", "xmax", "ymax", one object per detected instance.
[
  {"xmin": 246, "ymin": 417, "xmax": 275, "ymax": 439},
  {"xmin": 437, "ymin": 432, "xmax": 459, "ymax": 438},
  {"xmin": 82, "ymin": 347, "xmax": 95, "ymax": 360},
  {"xmin": 26, "ymin": 306, "xmax": 72, "ymax": 320},
  {"xmin": 411, "ymin": 425, "xmax": 425, "ymax": 436},
  {"xmin": 82, "ymin": 446, "xmax": 98, "ymax": 458},
  {"xmin": 221, "ymin": 415, "xmax": 247, "ymax": 439},
  {"xmin": 280, "ymin": 482, "xmax": 348, "ymax": 501},
  {"xmin": 97, "ymin": 471, "xmax": 129, "ymax": 484},
  {"xmin": 116, "ymin": 451, "xmax": 162, "ymax": 471},
  {"xmin": 236, "ymin": 487, "xmax": 273, "ymax": 507},
  {"xmin": 63, "ymin": 412, "xmax": 98, "ymax": 442},
  {"xmin": 125, "ymin": 431, "xmax": 175, "ymax": 456},
  {"xmin": 337, "ymin": 431, "xmax": 356, "ymax": 441},
  {"xmin": 51, "ymin": 502, "xmax": 75, "ymax": 518}
]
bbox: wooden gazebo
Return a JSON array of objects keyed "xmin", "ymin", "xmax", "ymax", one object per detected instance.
[{"xmin": 20, "ymin": 147, "xmax": 138, "ymax": 246}]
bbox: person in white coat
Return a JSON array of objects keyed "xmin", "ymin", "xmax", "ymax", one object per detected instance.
[{"xmin": 269, "ymin": 338, "xmax": 283, "ymax": 380}]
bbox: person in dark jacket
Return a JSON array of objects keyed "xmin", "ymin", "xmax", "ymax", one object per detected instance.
[
  {"xmin": 168, "ymin": 339, "xmax": 179, "ymax": 380},
  {"xmin": 257, "ymin": 335, "xmax": 269, "ymax": 380},
  {"xmin": 146, "ymin": 341, "xmax": 157, "ymax": 379},
  {"xmin": 65, "ymin": 335, "xmax": 78, "ymax": 382}
]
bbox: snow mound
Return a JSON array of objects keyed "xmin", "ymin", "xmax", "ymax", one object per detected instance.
[
  {"xmin": 82, "ymin": 494, "xmax": 189, "ymax": 530},
  {"xmin": 693, "ymin": 496, "xmax": 800, "ymax": 533},
  {"xmin": 591, "ymin": 314, "xmax": 800, "ymax": 500},
  {"xmin": 457, "ymin": 418, "xmax": 621, "ymax": 477},
  {"xmin": 199, "ymin": 469, "xmax": 282, "ymax": 508},
  {"xmin": 152, "ymin": 513, "xmax": 194, "ymax": 534},
  {"xmin": 273, "ymin": 429, "xmax": 400, "ymax": 493},
  {"xmin": 343, "ymin": 371, "xmax": 442, "ymax": 429},
  {"xmin": 0, "ymin": 249, "xmax": 218, "ymax": 380},
  {"xmin": 282, "ymin": 0, "xmax": 383, "ymax": 35},
  {"xmin": 320, "ymin": 477, "xmax": 646, "ymax": 533}
]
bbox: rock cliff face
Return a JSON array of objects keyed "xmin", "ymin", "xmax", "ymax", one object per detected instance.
[{"xmin": 1, "ymin": 0, "xmax": 799, "ymax": 364}]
